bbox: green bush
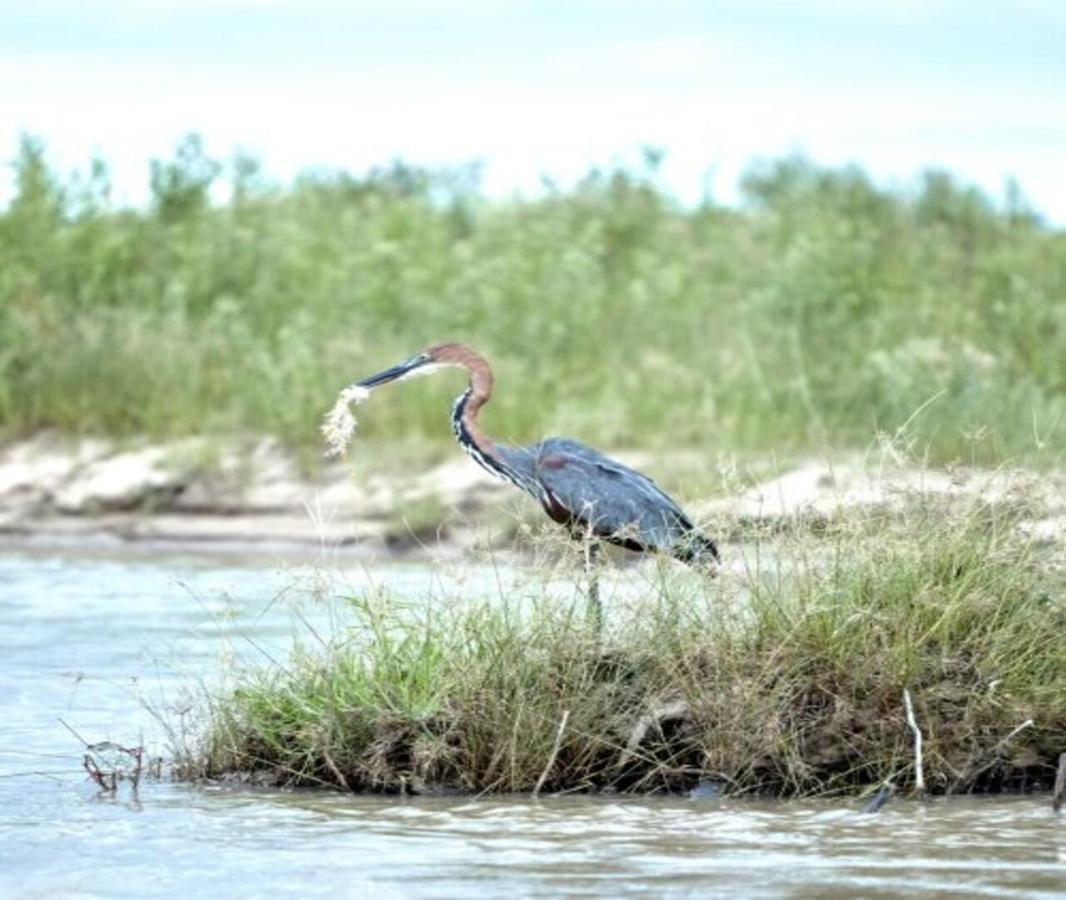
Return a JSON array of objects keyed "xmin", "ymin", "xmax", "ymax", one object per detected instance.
[{"xmin": 2, "ymin": 136, "xmax": 1063, "ymax": 465}]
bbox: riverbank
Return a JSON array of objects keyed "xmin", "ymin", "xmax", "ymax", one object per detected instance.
[
  {"xmin": 0, "ymin": 432, "xmax": 513, "ymax": 556},
  {"xmin": 3, "ymin": 433, "xmax": 1063, "ymax": 559},
  {"xmin": 181, "ymin": 492, "xmax": 1065, "ymax": 798}
]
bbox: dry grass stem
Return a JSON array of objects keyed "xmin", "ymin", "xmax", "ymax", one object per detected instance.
[
  {"xmin": 321, "ymin": 385, "xmax": 371, "ymax": 458},
  {"xmin": 533, "ymin": 710, "xmax": 571, "ymax": 798}
]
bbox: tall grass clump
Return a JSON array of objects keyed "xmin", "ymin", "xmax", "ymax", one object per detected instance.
[
  {"xmin": 183, "ymin": 497, "xmax": 1064, "ymax": 797},
  {"xmin": 2, "ymin": 135, "xmax": 1064, "ymax": 466}
]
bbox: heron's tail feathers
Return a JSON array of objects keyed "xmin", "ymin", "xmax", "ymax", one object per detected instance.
[{"xmin": 674, "ymin": 531, "xmax": 721, "ymax": 570}]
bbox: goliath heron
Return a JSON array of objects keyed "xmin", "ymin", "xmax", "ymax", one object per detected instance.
[{"xmin": 351, "ymin": 342, "xmax": 719, "ymax": 619}]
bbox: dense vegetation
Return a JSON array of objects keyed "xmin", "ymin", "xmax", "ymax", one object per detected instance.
[
  {"xmin": 182, "ymin": 497, "xmax": 1065, "ymax": 797},
  {"xmin": 1, "ymin": 134, "xmax": 1063, "ymax": 465}
]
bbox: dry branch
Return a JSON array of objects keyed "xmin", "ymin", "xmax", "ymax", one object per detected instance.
[
  {"xmin": 618, "ymin": 698, "xmax": 690, "ymax": 770},
  {"xmin": 323, "ymin": 748, "xmax": 351, "ymax": 792},
  {"xmin": 902, "ymin": 689, "xmax": 925, "ymax": 796},
  {"xmin": 533, "ymin": 710, "xmax": 570, "ymax": 798}
]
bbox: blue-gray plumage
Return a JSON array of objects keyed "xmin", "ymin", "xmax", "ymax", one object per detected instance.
[
  {"xmin": 354, "ymin": 342, "xmax": 719, "ymax": 569},
  {"xmin": 496, "ymin": 439, "xmax": 717, "ymax": 563}
]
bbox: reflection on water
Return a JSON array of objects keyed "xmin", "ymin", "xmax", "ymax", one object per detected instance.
[{"xmin": 0, "ymin": 551, "xmax": 1063, "ymax": 899}]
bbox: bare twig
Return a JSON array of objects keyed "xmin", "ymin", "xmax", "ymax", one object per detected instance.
[
  {"xmin": 533, "ymin": 710, "xmax": 570, "ymax": 798},
  {"xmin": 322, "ymin": 748, "xmax": 351, "ymax": 792},
  {"xmin": 59, "ymin": 718, "xmax": 92, "ymax": 748},
  {"xmin": 618, "ymin": 698, "xmax": 690, "ymax": 769},
  {"xmin": 949, "ymin": 718, "xmax": 1035, "ymax": 793},
  {"xmin": 72, "ymin": 724, "xmax": 146, "ymax": 792},
  {"xmin": 996, "ymin": 719, "xmax": 1035, "ymax": 749},
  {"xmin": 0, "ymin": 770, "xmax": 82, "ymax": 781},
  {"xmin": 83, "ymin": 754, "xmax": 116, "ymax": 792},
  {"xmin": 902, "ymin": 689, "xmax": 925, "ymax": 796},
  {"xmin": 1054, "ymin": 752, "xmax": 1066, "ymax": 814}
]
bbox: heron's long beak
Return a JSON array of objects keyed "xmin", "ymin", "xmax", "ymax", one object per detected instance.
[{"xmin": 356, "ymin": 355, "xmax": 427, "ymax": 389}]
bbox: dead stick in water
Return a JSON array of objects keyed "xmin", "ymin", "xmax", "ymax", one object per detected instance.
[
  {"xmin": 902, "ymin": 689, "xmax": 925, "ymax": 797},
  {"xmin": 1054, "ymin": 752, "xmax": 1066, "ymax": 814},
  {"xmin": 127, "ymin": 745, "xmax": 143, "ymax": 790},
  {"xmin": 861, "ymin": 779, "xmax": 896, "ymax": 814},
  {"xmin": 533, "ymin": 710, "xmax": 570, "ymax": 798},
  {"xmin": 83, "ymin": 754, "xmax": 116, "ymax": 792}
]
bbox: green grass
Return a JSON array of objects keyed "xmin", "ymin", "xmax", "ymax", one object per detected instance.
[
  {"xmin": 2, "ymin": 136, "xmax": 1064, "ymax": 467},
  {"xmin": 180, "ymin": 495, "xmax": 1065, "ymax": 797}
]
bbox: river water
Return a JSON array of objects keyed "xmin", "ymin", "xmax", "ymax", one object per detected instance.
[{"xmin": 1, "ymin": 548, "xmax": 1063, "ymax": 898}]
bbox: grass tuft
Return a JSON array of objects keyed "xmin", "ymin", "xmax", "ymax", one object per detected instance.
[{"xmin": 180, "ymin": 495, "xmax": 1065, "ymax": 797}]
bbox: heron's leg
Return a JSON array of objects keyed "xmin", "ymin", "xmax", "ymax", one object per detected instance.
[{"xmin": 584, "ymin": 535, "xmax": 602, "ymax": 631}]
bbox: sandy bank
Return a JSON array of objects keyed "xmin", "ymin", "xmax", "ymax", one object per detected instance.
[{"xmin": 0, "ymin": 433, "xmax": 1062, "ymax": 557}]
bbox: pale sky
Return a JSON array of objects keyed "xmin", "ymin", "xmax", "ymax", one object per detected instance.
[{"xmin": 3, "ymin": 0, "xmax": 1065, "ymax": 220}]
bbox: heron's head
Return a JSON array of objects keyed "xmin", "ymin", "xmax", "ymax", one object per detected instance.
[{"xmin": 356, "ymin": 342, "xmax": 483, "ymax": 390}]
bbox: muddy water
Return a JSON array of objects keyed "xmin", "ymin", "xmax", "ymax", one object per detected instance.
[{"xmin": 1, "ymin": 550, "xmax": 1063, "ymax": 899}]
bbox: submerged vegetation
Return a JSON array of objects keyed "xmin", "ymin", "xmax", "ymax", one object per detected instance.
[
  {"xmin": 181, "ymin": 495, "xmax": 1065, "ymax": 797},
  {"xmin": 2, "ymin": 135, "xmax": 1064, "ymax": 466}
]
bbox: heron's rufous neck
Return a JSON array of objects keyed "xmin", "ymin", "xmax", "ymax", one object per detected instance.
[{"xmin": 449, "ymin": 345, "xmax": 498, "ymax": 460}]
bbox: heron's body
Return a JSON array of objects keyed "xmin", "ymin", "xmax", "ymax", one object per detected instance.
[{"xmin": 355, "ymin": 342, "xmax": 719, "ymax": 568}]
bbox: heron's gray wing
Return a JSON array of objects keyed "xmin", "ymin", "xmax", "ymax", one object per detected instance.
[{"xmin": 533, "ymin": 438, "xmax": 695, "ymax": 550}]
